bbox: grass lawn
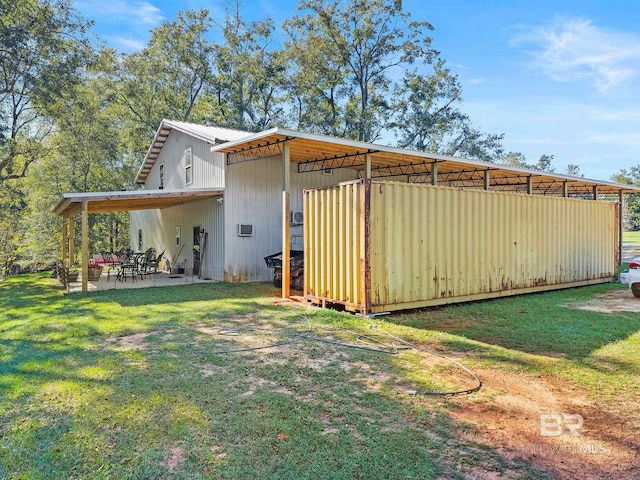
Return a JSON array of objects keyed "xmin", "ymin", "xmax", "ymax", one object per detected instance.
[{"xmin": 0, "ymin": 274, "xmax": 638, "ymax": 479}]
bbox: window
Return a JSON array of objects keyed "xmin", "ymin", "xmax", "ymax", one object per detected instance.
[
  {"xmin": 159, "ymin": 163, "xmax": 164, "ymax": 189},
  {"xmin": 185, "ymin": 147, "xmax": 193, "ymax": 185},
  {"xmin": 176, "ymin": 226, "xmax": 181, "ymax": 246}
]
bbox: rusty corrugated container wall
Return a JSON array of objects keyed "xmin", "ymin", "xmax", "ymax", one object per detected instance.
[
  {"xmin": 304, "ymin": 179, "xmax": 618, "ymax": 314},
  {"xmin": 304, "ymin": 181, "xmax": 365, "ymax": 310}
]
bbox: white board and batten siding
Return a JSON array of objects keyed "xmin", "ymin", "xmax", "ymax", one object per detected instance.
[
  {"xmin": 223, "ymin": 157, "xmax": 357, "ymax": 282},
  {"xmin": 143, "ymin": 129, "xmax": 226, "ymax": 190},
  {"xmin": 129, "ymin": 198, "xmax": 225, "ymax": 280}
]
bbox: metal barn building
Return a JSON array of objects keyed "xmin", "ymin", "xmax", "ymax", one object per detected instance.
[
  {"xmin": 210, "ymin": 127, "xmax": 639, "ymax": 314},
  {"xmin": 56, "ymin": 120, "xmax": 640, "ymax": 311}
]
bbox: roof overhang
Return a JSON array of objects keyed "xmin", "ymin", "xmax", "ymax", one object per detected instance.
[
  {"xmin": 135, "ymin": 119, "xmax": 253, "ymax": 185},
  {"xmin": 54, "ymin": 188, "xmax": 223, "ymax": 217},
  {"xmin": 211, "ymin": 127, "xmax": 640, "ymax": 195}
]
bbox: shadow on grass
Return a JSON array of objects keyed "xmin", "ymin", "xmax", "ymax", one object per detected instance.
[
  {"xmin": 0, "ymin": 273, "xmax": 557, "ymax": 479},
  {"xmin": 388, "ymin": 284, "xmax": 640, "ymax": 361},
  {"xmin": 72, "ymin": 281, "xmax": 278, "ymax": 307}
]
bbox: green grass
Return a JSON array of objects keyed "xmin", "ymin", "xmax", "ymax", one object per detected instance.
[
  {"xmin": 2, "ymin": 273, "xmax": 638, "ymax": 478},
  {"xmin": 391, "ymin": 283, "xmax": 640, "ymax": 401}
]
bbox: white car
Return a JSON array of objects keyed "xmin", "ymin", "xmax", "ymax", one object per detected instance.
[{"xmin": 620, "ymin": 258, "xmax": 640, "ymax": 297}]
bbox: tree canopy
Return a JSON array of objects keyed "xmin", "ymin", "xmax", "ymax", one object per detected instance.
[{"xmin": 0, "ymin": 0, "xmax": 586, "ymax": 275}]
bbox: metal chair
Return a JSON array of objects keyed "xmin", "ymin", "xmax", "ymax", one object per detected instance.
[
  {"xmin": 116, "ymin": 252, "xmax": 140, "ymax": 282},
  {"xmin": 143, "ymin": 249, "xmax": 164, "ymax": 275},
  {"xmin": 100, "ymin": 251, "xmax": 119, "ymax": 278}
]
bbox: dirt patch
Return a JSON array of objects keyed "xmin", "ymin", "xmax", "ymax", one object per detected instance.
[
  {"xmin": 564, "ymin": 288, "xmax": 640, "ymax": 313},
  {"xmin": 164, "ymin": 446, "xmax": 185, "ymax": 474},
  {"xmin": 449, "ymin": 368, "xmax": 639, "ymax": 480},
  {"xmin": 237, "ymin": 375, "xmax": 293, "ymax": 397},
  {"xmin": 106, "ymin": 331, "xmax": 157, "ymax": 350}
]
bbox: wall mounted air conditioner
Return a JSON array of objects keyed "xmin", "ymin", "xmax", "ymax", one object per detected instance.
[
  {"xmin": 237, "ymin": 224, "xmax": 253, "ymax": 236},
  {"xmin": 290, "ymin": 211, "xmax": 304, "ymax": 225}
]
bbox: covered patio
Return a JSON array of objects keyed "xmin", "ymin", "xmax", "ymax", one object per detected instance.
[
  {"xmin": 65, "ymin": 270, "xmax": 215, "ymax": 293},
  {"xmin": 54, "ymin": 188, "xmax": 223, "ymax": 292}
]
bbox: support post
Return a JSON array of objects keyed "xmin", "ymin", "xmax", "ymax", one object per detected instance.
[
  {"xmin": 61, "ymin": 218, "xmax": 68, "ymax": 266},
  {"xmin": 364, "ymin": 152, "xmax": 371, "ymax": 179},
  {"xmin": 81, "ymin": 201, "xmax": 89, "ymax": 292},
  {"xmin": 282, "ymin": 142, "xmax": 291, "ymax": 298},
  {"xmin": 593, "ymin": 185, "xmax": 598, "ymax": 201},
  {"xmin": 619, "ymin": 191, "xmax": 624, "ymax": 266},
  {"xmin": 563, "ymin": 181, "xmax": 568, "ymax": 198},
  {"xmin": 68, "ymin": 217, "xmax": 75, "ymax": 267},
  {"xmin": 484, "ymin": 170, "xmax": 490, "ymax": 190},
  {"xmin": 526, "ymin": 176, "xmax": 533, "ymax": 194},
  {"xmin": 431, "ymin": 162, "xmax": 438, "ymax": 186}
]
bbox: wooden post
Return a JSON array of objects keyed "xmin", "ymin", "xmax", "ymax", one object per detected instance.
[
  {"xmin": 619, "ymin": 190, "xmax": 624, "ymax": 266},
  {"xmin": 282, "ymin": 142, "xmax": 291, "ymax": 299},
  {"xmin": 68, "ymin": 217, "xmax": 75, "ymax": 267},
  {"xmin": 484, "ymin": 170, "xmax": 490, "ymax": 190},
  {"xmin": 431, "ymin": 162, "xmax": 438, "ymax": 186},
  {"xmin": 364, "ymin": 152, "xmax": 371, "ymax": 179},
  {"xmin": 61, "ymin": 218, "xmax": 68, "ymax": 266},
  {"xmin": 81, "ymin": 201, "xmax": 89, "ymax": 292},
  {"xmin": 526, "ymin": 176, "xmax": 533, "ymax": 194},
  {"xmin": 563, "ymin": 181, "xmax": 568, "ymax": 198},
  {"xmin": 593, "ymin": 185, "xmax": 598, "ymax": 201}
]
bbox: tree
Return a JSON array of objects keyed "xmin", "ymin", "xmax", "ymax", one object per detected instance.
[
  {"xmin": 391, "ymin": 61, "xmax": 504, "ymax": 160},
  {"xmin": 0, "ymin": 0, "xmax": 92, "ymax": 183},
  {"xmin": 565, "ymin": 164, "xmax": 582, "ymax": 177},
  {"xmin": 282, "ymin": 10, "xmax": 348, "ymax": 136},
  {"xmin": 611, "ymin": 167, "xmax": 640, "ymax": 231},
  {"xmin": 498, "ymin": 152, "xmax": 558, "ymax": 171},
  {"xmin": 0, "ymin": 181, "xmax": 25, "ymax": 275},
  {"xmin": 116, "ymin": 9, "xmax": 215, "ymax": 155},
  {"xmin": 500, "ymin": 151, "xmax": 529, "ymax": 168},
  {"xmin": 535, "ymin": 154, "xmax": 555, "ymax": 172},
  {"xmin": 20, "ymin": 71, "xmax": 136, "ymax": 267},
  {"xmin": 285, "ymin": 0, "xmax": 436, "ymax": 142},
  {"xmin": 210, "ymin": 4, "xmax": 286, "ymax": 131}
]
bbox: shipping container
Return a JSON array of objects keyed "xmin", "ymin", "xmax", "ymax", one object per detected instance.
[{"xmin": 304, "ymin": 179, "xmax": 618, "ymax": 314}]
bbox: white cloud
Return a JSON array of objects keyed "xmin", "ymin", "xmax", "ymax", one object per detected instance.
[
  {"xmin": 77, "ymin": 1, "xmax": 164, "ymax": 27},
  {"xmin": 461, "ymin": 97, "xmax": 640, "ymax": 179},
  {"xmin": 109, "ymin": 36, "xmax": 147, "ymax": 52},
  {"xmin": 468, "ymin": 78, "xmax": 485, "ymax": 85},
  {"xmin": 512, "ymin": 17, "xmax": 640, "ymax": 92}
]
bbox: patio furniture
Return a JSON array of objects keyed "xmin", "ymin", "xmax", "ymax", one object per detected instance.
[
  {"xmin": 87, "ymin": 264, "xmax": 103, "ymax": 281},
  {"xmin": 116, "ymin": 252, "xmax": 141, "ymax": 282},
  {"xmin": 56, "ymin": 264, "xmax": 77, "ymax": 289},
  {"xmin": 100, "ymin": 251, "xmax": 120, "ymax": 278},
  {"xmin": 142, "ymin": 248, "xmax": 164, "ymax": 275}
]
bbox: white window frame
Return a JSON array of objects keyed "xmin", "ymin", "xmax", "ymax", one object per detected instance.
[{"xmin": 185, "ymin": 147, "xmax": 193, "ymax": 185}]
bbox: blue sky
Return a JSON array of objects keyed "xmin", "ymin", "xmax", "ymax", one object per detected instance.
[{"xmin": 73, "ymin": 0, "xmax": 640, "ymax": 181}]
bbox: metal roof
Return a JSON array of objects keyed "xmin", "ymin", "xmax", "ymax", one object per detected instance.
[
  {"xmin": 210, "ymin": 127, "xmax": 640, "ymax": 196},
  {"xmin": 54, "ymin": 188, "xmax": 223, "ymax": 217},
  {"xmin": 134, "ymin": 119, "xmax": 253, "ymax": 185}
]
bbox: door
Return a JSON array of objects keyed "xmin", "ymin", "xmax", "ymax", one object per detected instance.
[{"xmin": 193, "ymin": 225, "xmax": 202, "ymax": 276}]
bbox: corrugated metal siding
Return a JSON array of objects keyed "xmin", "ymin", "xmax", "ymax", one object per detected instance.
[
  {"xmin": 224, "ymin": 157, "xmax": 357, "ymax": 282},
  {"xmin": 304, "ymin": 180, "xmax": 617, "ymax": 313},
  {"xmin": 129, "ymin": 197, "xmax": 225, "ymax": 280},
  {"xmin": 304, "ymin": 181, "xmax": 364, "ymax": 308},
  {"xmin": 143, "ymin": 130, "xmax": 225, "ymax": 190}
]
